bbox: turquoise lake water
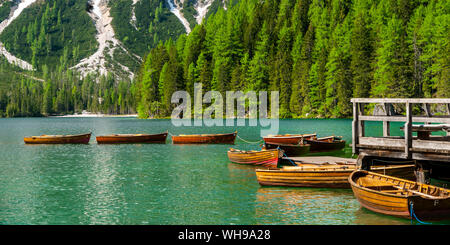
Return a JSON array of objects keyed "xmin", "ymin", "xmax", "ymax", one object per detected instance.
[{"xmin": 0, "ymin": 117, "xmax": 446, "ymax": 225}]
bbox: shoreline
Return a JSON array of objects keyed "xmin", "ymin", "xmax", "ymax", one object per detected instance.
[
  {"xmin": 2, "ymin": 115, "xmax": 353, "ymax": 119},
  {"xmin": 50, "ymin": 114, "xmax": 138, "ymax": 118}
]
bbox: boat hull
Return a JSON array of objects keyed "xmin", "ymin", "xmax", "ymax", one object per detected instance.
[
  {"xmin": 24, "ymin": 133, "xmax": 91, "ymax": 144},
  {"xmin": 408, "ymin": 195, "xmax": 450, "ymax": 220},
  {"xmin": 304, "ymin": 138, "xmax": 346, "ymax": 152},
  {"xmin": 256, "ymin": 166, "xmax": 353, "ymax": 188},
  {"xmin": 349, "ymin": 170, "xmax": 450, "ymax": 220},
  {"xmin": 263, "ymin": 134, "xmax": 316, "ymax": 145},
  {"xmin": 172, "ymin": 132, "xmax": 237, "ymax": 144},
  {"xmin": 264, "ymin": 143, "xmax": 310, "ymax": 157},
  {"xmin": 351, "ymin": 182, "xmax": 411, "ymax": 218},
  {"xmin": 227, "ymin": 149, "xmax": 282, "ymax": 167},
  {"xmin": 256, "ymin": 165, "xmax": 415, "ymax": 188},
  {"xmin": 96, "ymin": 133, "xmax": 168, "ymax": 144}
]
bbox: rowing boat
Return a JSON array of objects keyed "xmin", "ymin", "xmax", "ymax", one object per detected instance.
[
  {"xmin": 263, "ymin": 134, "xmax": 316, "ymax": 145},
  {"xmin": 172, "ymin": 131, "xmax": 237, "ymax": 144},
  {"xmin": 256, "ymin": 164, "xmax": 415, "ymax": 188},
  {"xmin": 24, "ymin": 133, "xmax": 91, "ymax": 144},
  {"xmin": 349, "ymin": 170, "xmax": 450, "ymax": 220},
  {"xmin": 227, "ymin": 148, "xmax": 283, "ymax": 167},
  {"xmin": 263, "ymin": 142, "xmax": 310, "ymax": 157},
  {"xmin": 96, "ymin": 132, "xmax": 168, "ymax": 144},
  {"xmin": 304, "ymin": 136, "xmax": 346, "ymax": 152}
]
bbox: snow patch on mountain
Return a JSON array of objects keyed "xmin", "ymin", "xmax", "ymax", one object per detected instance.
[
  {"xmin": 194, "ymin": 0, "xmax": 213, "ymax": 24},
  {"xmin": 0, "ymin": 0, "xmax": 35, "ymax": 70},
  {"xmin": 71, "ymin": 0, "xmax": 140, "ymax": 80},
  {"xmin": 167, "ymin": 0, "xmax": 191, "ymax": 33},
  {"xmin": 130, "ymin": 0, "xmax": 139, "ymax": 31}
]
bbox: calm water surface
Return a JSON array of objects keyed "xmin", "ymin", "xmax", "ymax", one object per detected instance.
[{"xmin": 0, "ymin": 118, "xmax": 437, "ymax": 225}]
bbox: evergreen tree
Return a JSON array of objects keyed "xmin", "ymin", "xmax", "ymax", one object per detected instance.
[
  {"xmin": 350, "ymin": 10, "xmax": 373, "ymax": 98},
  {"xmin": 270, "ymin": 21, "xmax": 293, "ymax": 118},
  {"xmin": 290, "ymin": 24, "xmax": 314, "ymax": 116},
  {"xmin": 248, "ymin": 22, "xmax": 270, "ymax": 92},
  {"xmin": 372, "ymin": 16, "xmax": 412, "ymax": 98}
]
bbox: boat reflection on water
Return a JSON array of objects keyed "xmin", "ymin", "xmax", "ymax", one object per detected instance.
[
  {"xmin": 227, "ymin": 162, "xmax": 260, "ymax": 171},
  {"xmin": 254, "ymin": 187, "xmax": 417, "ymax": 225},
  {"xmin": 352, "ymin": 204, "xmax": 450, "ymax": 225},
  {"xmin": 255, "ymin": 187, "xmax": 358, "ymax": 225},
  {"xmin": 352, "ymin": 207, "xmax": 409, "ymax": 225},
  {"xmin": 226, "ymin": 163, "xmax": 260, "ymax": 182}
]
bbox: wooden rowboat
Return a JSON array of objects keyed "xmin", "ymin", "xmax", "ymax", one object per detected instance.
[
  {"xmin": 227, "ymin": 148, "xmax": 283, "ymax": 167},
  {"xmin": 24, "ymin": 133, "xmax": 91, "ymax": 144},
  {"xmin": 263, "ymin": 142, "xmax": 310, "ymax": 157},
  {"xmin": 256, "ymin": 164, "xmax": 415, "ymax": 188},
  {"xmin": 304, "ymin": 136, "xmax": 346, "ymax": 152},
  {"xmin": 349, "ymin": 170, "xmax": 450, "ymax": 220},
  {"xmin": 263, "ymin": 134, "xmax": 316, "ymax": 145},
  {"xmin": 172, "ymin": 131, "xmax": 237, "ymax": 144},
  {"xmin": 96, "ymin": 132, "xmax": 168, "ymax": 144}
]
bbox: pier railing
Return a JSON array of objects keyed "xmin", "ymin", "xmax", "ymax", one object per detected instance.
[{"xmin": 351, "ymin": 98, "xmax": 450, "ymax": 162}]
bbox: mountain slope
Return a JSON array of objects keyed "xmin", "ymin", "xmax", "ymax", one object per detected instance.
[
  {"xmin": 71, "ymin": 0, "xmax": 141, "ymax": 80},
  {"xmin": 0, "ymin": 0, "xmax": 229, "ymax": 79},
  {"xmin": 0, "ymin": 0, "xmax": 98, "ymax": 71},
  {"xmin": 0, "ymin": 0, "xmax": 35, "ymax": 70}
]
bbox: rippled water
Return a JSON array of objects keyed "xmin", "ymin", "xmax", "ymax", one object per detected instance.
[{"xmin": 0, "ymin": 118, "xmax": 444, "ymax": 225}]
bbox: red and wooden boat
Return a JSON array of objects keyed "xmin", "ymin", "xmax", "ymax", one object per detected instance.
[
  {"xmin": 256, "ymin": 164, "xmax": 415, "ymax": 188},
  {"xmin": 304, "ymin": 136, "xmax": 346, "ymax": 152},
  {"xmin": 349, "ymin": 170, "xmax": 450, "ymax": 220},
  {"xmin": 24, "ymin": 133, "xmax": 91, "ymax": 144},
  {"xmin": 227, "ymin": 148, "xmax": 283, "ymax": 167},
  {"xmin": 263, "ymin": 134, "xmax": 316, "ymax": 145},
  {"xmin": 263, "ymin": 142, "xmax": 310, "ymax": 157},
  {"xmin": 96, "ymin": 132, "xmax": 168, "ymax": 144},
  {"xmin": 172, "ymin": 131, "xmax": 237, "ymax": 144}
]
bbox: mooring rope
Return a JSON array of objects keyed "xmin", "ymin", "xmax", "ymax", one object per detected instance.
[
  {"xmin": 410, "ymin": 202, "xmax": 432, "ymax": 225},
  {"xmin": 278, "ymin": 147, "xmax": 296, "ymax": 166},
  {"xmin": 167, "ymin": 131, "xmax": 264, "ymax": 145},
  {"xmin": 236, "ymin": 135, "xmax": 264, "ymax": 144}
]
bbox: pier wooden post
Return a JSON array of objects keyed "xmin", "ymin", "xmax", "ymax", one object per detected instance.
[
  {"xmin": 383, "ymin": 121, "xmax": 390, "ymax": 137},
  {"xmin": 446, "ymin": 105, "xmax": 450, "ymax": 136},
  {"xmin": 415, "ymin": 162, "xmax": 430, "ymax": 184},
  {"xmin": 352, "ymin": 102, "xmax": 359, "ymax": 155},
  {"xmin": 358, "ymin": 103, "xmax": 365, "ymax": 137},
  {"xmin": 356, "ymin": 153, "xmax": 369, "ymax": 170},
  {"xmin": 383, "ymin": 103, "xmax": 391, "ymax": 137},
  {"xmin": 405, "ymin": 102, "xmax": 412, "ymax": 159}
]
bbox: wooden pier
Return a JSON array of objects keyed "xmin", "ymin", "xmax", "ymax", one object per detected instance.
[
  {"xmin": 352, "ymin": 98, "xmax": 450, "ymax": 183},
  {"xmin": 282, "ymin": 156, "xmax": 356, "ymax": 165}
]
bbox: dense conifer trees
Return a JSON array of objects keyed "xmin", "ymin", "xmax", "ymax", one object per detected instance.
[
  {"xmin": 136, "ymin": 0, "xmax": 449, "ymax": 118},
  {"xmin": 0, "ymin": 0, "xmax": 448, "ymax": 118}
]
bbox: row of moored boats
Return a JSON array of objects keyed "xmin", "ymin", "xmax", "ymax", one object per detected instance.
[
  {"xmin": 23, "ymin": 131, "xmax": 450, "ymax": 221},
  {"xmin": 238, "ymin": 134, "xmax": 450, "ymax": 221},
  {"xmin": 23, "ymin": 131, "xmax": 237, "ymax": 144},
  {"xmin": 23, "ymin": 131, "xmax": 345, "ymax": 151}
]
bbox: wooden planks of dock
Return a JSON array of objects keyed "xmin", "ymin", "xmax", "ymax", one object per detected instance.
[{"xmin": 351, "ymin": 98, "xmax": 450, "ymax": 163}]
